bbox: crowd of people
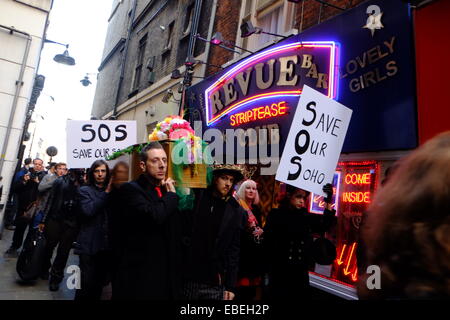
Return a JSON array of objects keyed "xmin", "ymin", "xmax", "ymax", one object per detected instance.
[{"xmin": 2, "ymin": 131, "xmax": 450, "ymax": 300}]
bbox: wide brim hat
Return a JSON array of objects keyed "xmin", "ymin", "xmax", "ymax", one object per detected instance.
[{"xmin": 212, "ymin": 164, "xmax": 244, "ymax": 183}]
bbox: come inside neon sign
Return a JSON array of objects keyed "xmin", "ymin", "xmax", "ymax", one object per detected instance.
[{"xmin": 205, "ymin": 41, "xmax": 340, "ymax": 126}]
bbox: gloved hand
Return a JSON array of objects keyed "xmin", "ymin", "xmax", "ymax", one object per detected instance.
[{"xmin": 322, "ymin": 183, "xmax": 333, "ymax": 204}]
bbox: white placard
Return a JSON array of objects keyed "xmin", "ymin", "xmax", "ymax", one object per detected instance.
[
  {"xmin": 276, "ymin": 85, "xmax": 353, "ymax": 196},
  {"xmin": 66, "ymin": 120, "xmax": 137, "ymax": 168}
]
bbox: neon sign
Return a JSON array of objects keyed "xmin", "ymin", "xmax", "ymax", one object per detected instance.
[
  {"xmin": 335, "ymin": 242, "xmax": 358, "ymax": 282},
  {"xmin": 230, "ymin": 101, "xmax": 289, "ymax": 126},
  {"xmin": 344, "ymin": 173, "xmax": 371, "ymax": 185},
  {"xmin": 342, "ymin": 191, "xmax": 370, "ymax": 203},
  {"xmin": 205, "ymin": 41, "xmax": 340, "ymax": 126},
  {"xmin": 310, "ymin": 171, "xmax": 341, "ymax": 214}
]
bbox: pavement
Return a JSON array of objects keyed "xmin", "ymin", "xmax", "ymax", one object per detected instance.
[{"xmin": 0, "ymin": 227, "xmax": 76, "ymax": 300}]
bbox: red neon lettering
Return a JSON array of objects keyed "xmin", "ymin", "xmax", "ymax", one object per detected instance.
[
  {"xmin": 278, "ymin": 101, "xmax": 287, "ymax": 115},
  {"xmin": 229, "ymin": 101, "xmax": 289, "ymax": 126},
  {"xmin": 344, "ymin": 173, "xmax": 371, "ymax": 185},
  {"xmin": 343, "ymin": 243, "xmax": 357, "ymax": 276},
  {"xmin": 342, "ymin": 192, "xmax": 370, "ymax": 203},
  {"xmin": 270, "ymin": 104, "xmax": 278, "ymax": 116},
  {"xmin": 336, "ymin": 244, "xmax": 347, "ymax": 265}
]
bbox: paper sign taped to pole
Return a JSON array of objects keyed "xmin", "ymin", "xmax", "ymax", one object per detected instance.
[
  {"xmin": 275, "ymin": 85, "xmax": 353, "ymax": 196},
  {"xmin": 66, "ymin": 120, "xmax": 137, "ymax": 168}
]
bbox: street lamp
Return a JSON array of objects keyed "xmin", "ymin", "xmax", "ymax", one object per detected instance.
[
  {"xmin": 44, "ymin": 39, "xmax": 76, "ymax": 66},
  {"xmin": 80, "ymin": 73, "xmax": 98, "ymax": 87},
  {"xmin": 195, "ymin": 33, "xmax": 254, "ymax": 55},
  {"xmin": 240, "ymin": 21, "xmax": 287, "ymax": 39},
  {"xmin": 185, "ymin": 55, "xmax": 223, "ymax": 69}
]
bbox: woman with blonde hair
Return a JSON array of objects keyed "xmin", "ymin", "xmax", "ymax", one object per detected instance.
[
  {"xmin": 357, "ymin": 131, "xmax": 450, "ymax": 299},
  {"xmin": 235, "ymin": 179, "xmax": 264, "ymax": 300}
]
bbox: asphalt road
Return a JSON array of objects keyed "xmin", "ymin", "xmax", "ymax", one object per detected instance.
[{"xmin": 0, "ymin": 228, "xmax": 76, "ymax": 300}]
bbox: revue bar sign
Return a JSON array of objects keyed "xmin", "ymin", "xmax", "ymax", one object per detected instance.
[{"xmin": 205, "ymin": 41, "xmax": 340, "ymax": 126}]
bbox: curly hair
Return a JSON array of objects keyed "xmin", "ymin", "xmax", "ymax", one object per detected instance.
[{"xmin": 357, "ymin": 131, "xmax": 450, "ymax": 299}]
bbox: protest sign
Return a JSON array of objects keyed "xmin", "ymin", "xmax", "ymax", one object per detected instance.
[
  {"xmin": 66, "ymin": 120, "xmax": 137, "ymax": 168},
  {"xmin": 275, "ymin": 85, "xmax": 352, "ymax": 196}
]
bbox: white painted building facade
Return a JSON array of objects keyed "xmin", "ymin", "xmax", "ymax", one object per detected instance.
[{"xmin": 0, "ymin": 0, "xmax": 53, "ymax": 229}]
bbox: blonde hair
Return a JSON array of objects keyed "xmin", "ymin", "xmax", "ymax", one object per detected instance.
[{"xmin": 236, "ymin": 179, "xmax": 260, "ymax": 205}]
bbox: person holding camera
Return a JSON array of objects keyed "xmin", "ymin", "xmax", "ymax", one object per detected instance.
[{"xmin": 5, "ymin": 158, "xmax": 46, "ymax": 257}]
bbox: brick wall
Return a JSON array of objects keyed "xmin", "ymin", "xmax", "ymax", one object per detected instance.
[
  {"xmin": 295, "ymin": 0, "xmax": 367, "ymax": 31},
  {"xmin": 205, "ymin": 0, "xmax": 368, "ymax": 76},
  {"xmin": 206, "ymin": 0, "xmax": 243, "ymax": 76}
]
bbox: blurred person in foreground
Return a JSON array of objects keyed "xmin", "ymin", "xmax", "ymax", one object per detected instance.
[{"xmin": 357, "ymin": 131, "xmax": 450, "ymax": 299}]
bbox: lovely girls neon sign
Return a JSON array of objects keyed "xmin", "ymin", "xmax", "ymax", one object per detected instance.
[{"xmin": 205, "ymin": 41, "xmax": 340, "ymax": 126}]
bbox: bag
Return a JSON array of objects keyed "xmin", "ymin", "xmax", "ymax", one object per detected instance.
[
  {"xmin": 311, "ymin": 237, "xmax": 337, "ymax": 265},
  {"xmin": 16, "ymin": 228, "xmax": 47, "ymax": 281},
  {"xmin": 23, "ymin": 201, "xmax": 38, "ymax": 221}
]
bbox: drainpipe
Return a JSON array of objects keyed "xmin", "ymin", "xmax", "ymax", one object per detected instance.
[
  {"xmin": 0, "ymin": 25, "xmax": 32, "ymax": 180},
  {"xmin": 200, "ymin": 0, "xmax": 218, "ymax": 78},
  {"xmin": 179, "ymin": 0, "xmax": 203, "ymax": 116},
  {"xmin": 112, "ymin": 0, "xmax": 138, "ymax": 119}
]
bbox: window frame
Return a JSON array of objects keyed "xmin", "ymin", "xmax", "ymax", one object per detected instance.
[{"xmin": 235, "ymin": 0, "xmax": 297, "ymax": 56}]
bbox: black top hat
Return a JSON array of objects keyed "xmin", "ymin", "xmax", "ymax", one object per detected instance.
[{"xmin": 212, "ymin": 164, "xmax": 244, "ymax": 183}]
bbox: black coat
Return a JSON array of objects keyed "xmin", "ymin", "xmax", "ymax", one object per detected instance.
[
  {"xmin": 13, "ymin": 170, "xmax": 46, "ymax": 213},
  {"xmin": 76, "ymin": 185, "xmax": 109, "ymax": 256},
  {"xmin": 182, "ymin": 189, "xmax": 246, "ymax": 292},
  {"xmin": 112, "ymin": 174, "xmax": 181, "ymax": 300},
  {"xmin": 42, "ymin": 175, "xmax": 80, "ymax": 227},
  {"xmin": 263, "ymin": 205, "xmax": 336, "ymax": 299}
]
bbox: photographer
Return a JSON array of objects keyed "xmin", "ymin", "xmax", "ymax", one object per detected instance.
[
  {"xmin": 4, "ymin": 158, "xmax": 46, "ymax": 257},
  {"xmin": 39, "ymin": 168, "xmax": 84, "ymax": 291}
]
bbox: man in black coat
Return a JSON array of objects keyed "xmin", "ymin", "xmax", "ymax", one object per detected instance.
[
  {"xmin": 112, "ymin": 141, "xmax": 180, "ymax": 300},
  {"xmin": 5, "ymin": 158, "xmax": 46, "ymax": 256},
  {"xmin": 182, "ymin": 164, "xmax": 246, "ymax": 300},
  {"xmin": 39, "ymin": 169, "xmax": 84, "ymax": 291}
]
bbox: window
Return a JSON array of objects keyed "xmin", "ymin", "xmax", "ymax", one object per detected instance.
[
  {"xmin": 236, "ymin": 0, "xmax": 295, "ymax": 52},
  {"xmin": 258, "ymin": 5, "xmax": 283, "ymax": 45},
  {"xmin": 132, "ymin": 34, "xmax": 148, "ymax": 91},
  {"xmin": 165, "ymin": 21, "xmax": 175, "ymax": 50},
  {"xmin": 183, "ymin": 4, "xmax": 195, "ymax": 36}
]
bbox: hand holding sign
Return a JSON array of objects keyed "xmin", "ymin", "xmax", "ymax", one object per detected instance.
[{"xmin": 276, "ymin": 85, "xmax": 352, "ymax": 196}]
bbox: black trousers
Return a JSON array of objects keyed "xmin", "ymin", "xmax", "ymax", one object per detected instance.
[
  {"xmin": 74, "ymin": 251, "xmax": 112, "ymax": 300},
  {"xmin": 11, "ymin": 212, "xmax": 29, "ymax": 249},
  {"xmin": 4, "ymin": 194, "xmax": 18, "ymax": 227},
  {"xmin": 41, "ymin": 217, "xmax": 79, "ymax": 282}
]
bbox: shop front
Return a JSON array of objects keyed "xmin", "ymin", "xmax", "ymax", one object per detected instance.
[{"xmin": 186, "ymin": 0, "xmax": 417, "ymax": 299}]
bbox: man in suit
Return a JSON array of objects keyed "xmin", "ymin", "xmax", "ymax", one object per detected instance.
[
  {"xmin": 182, "ymin": 164, "xmax": 246, "ymax": 300},
  {"xmin": 112, "ymin": 141, "xmax": 180, "ymax": 300}
]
